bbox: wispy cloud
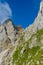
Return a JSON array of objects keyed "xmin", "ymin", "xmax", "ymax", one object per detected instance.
[{"xmin": 0, "ymin": 1, "xmax": 12, "ymax": 24}]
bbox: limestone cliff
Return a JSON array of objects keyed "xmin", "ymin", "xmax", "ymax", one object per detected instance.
[
  {"xmin": 8, "ymin": 1, "xmax": 43, "ymax": 65},
  {"xmin": 0, "ymin": 0, "xmax": 43, "ymax": 65},
  {"xmin": 0, "ymin": 19, "xmax": 23, "ymax": 65}
]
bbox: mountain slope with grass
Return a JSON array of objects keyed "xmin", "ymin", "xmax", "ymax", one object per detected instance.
[
  {"xmin": 8, "ymin": 28, "xmax": 43, "ymax": 65},
  {"xmin": 0, "ymin": 0, "xmax": 43, "ymax": 65},
  {"xmin": 8, "ymin": 1, "xmax": 43, "ymax": 65}
]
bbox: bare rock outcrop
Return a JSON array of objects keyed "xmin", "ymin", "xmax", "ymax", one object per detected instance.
[
  {"xmin": 0, "ymin": 19, "xmax": 23, "ymax": 65},
  {"xmin": 23, "ymin": 0, "xmax": 43, "ymax": 41}
]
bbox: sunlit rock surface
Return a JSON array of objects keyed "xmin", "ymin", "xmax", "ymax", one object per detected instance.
[
  {"xmin": 23, "ymin": 0, "xmax": 43, "ymax": 41},
  {"xmin": 8, "ymin": 1, "xmax": 43, "ymax": 65},
  {"xmin": 0, "ymin": 19, "xmax": 23, "ymax": 65},
  {"xmin": 0, "ymin": 0, "xmax": 43, "ymax": 65}
]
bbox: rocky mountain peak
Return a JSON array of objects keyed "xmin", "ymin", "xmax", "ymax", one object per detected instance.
[
  {"xmin": 0, "ymin": 18, "xmax": 23, "ymax": 65},
  {"xmin": 0, "ymin": 19, "xmax": 19, "ymax": 45},
  {"xmin": 0, "ymin": 1, "xmax": 43, "ymax": 65},
  {"xmin": 8, "ymin": 1, "xmax": 43, "ymax": 65}
]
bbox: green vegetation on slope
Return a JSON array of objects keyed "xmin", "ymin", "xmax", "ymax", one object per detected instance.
[{"xmin": 8, "ymin": 29, "xmax": 43, "ymax": 65}]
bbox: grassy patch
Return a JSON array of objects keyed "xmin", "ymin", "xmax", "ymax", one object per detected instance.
[{"xmin": 8, "ymin": 28, "xmax": 43, "ymax": 65}]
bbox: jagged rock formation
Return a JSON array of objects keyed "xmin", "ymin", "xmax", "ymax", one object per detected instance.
[
  {"xmin": 0, "ymin": 0, "xmax": 43, "ymax": 65},
  {"xmin": 0, "ymin": 19, "xmax": 23, "ymax": 65},
  {"xmin": 0, "ymin": 19, "xmax": 18, "ymax": 45},
  {"xmin": 8, "ymin": 1, "xmax": 43, "ymax": 65}
]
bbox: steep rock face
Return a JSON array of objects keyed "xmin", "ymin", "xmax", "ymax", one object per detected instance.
[
  {"xmin": 0, "ymin": 18, "xmax": 24, "ymax": 65},
  {"xmin": 0, "ymin": 1, "xmax": 43, "ymax": 65},
  {"xmin": 0, "ymin": 19, "xmax": 20, "ymax": 65},
  {"xmin": 8, "ymin": 1, "xmax": 43, "ymax": 65},
  {"xmin": 23, "ymin": 0, "xmax": 43, "ymax": 41},
  {"xmin": 0, "ymin": 19, "xmax": 18, "ymax": 46},
  {"xmin": 4, "ymin": 19, "xmax": 18, "ymax": 45}
]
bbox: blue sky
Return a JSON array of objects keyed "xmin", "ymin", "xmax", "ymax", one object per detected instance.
[{"xmin": 0, "ymin": 0, "xmax": 41, "ymax": 28}]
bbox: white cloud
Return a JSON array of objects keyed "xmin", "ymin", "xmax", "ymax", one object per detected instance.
[{"xmin": 0, "ymin": 1, "xmax": 12, "ymax": 24}]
